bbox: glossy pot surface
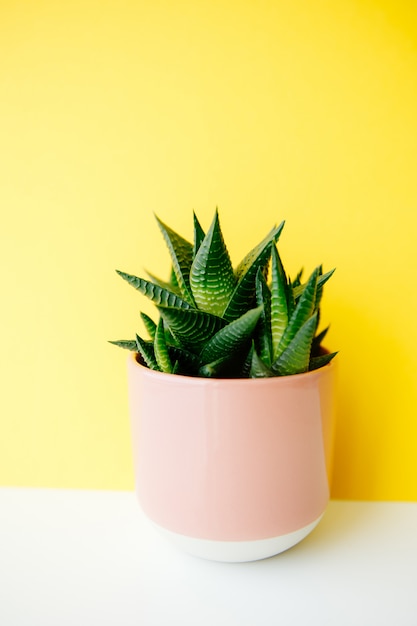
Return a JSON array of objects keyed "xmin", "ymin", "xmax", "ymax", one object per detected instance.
[{"xmin": 127, "ymin": 354, "xmax": 336, "ymax": 561}]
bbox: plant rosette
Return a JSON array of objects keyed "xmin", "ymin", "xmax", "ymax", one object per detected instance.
[{"xmin": 112, "ymin": 210, "xmax": 337, "ymax": 561}]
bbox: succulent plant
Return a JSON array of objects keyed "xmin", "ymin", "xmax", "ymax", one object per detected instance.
[{"xmin": 111, "ymin": 210, "xmax": 336, "ymax": 378}]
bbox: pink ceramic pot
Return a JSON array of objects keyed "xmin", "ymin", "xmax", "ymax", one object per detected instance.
[{"xmin": 127, "ymin": 353, "xmax": 336, "ymax": 562}]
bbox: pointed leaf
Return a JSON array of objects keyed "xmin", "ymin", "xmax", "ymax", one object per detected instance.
[
  {"xmin": 273, "ymin": 313, "xmax": 318, "ymax": 376},
  {"xmin": 155, "ymin": 214, "xmax": 195, "ymax": 304},
  {"xmin": 254, "ymin": 268, "xmax": 272, "ymax": 365},
  {"xmin": 293, "ymin": 268, "xmax": 335, "ymax": 302},
  {"xmin": 140, "ymin": 312, "xmax": 157, "ymax": 340},
  {"xmin": 193, "ymin": 211, "xmax": 205, "ymax": 257},
  {"xmin": 270, "ymin": 244, "xmax": 289, "ymax": 360},
  {"xmin": 223, "ymin": 221, "xmax": 285, "ymax": 321},
  {"xmin": 250, "ymin": 345, "xmax": 275, "ymax": 378},
  {"xmin": 116, "ymin": 270, "xmax": 192, "ymax": 310},
  {"xmin": 309, "ymin": 351, "xmax": 338, "ymax": 371},
  {"xmin": 135, "ymin": 334, "xmax": 160, "ymax": 371},
  {"xmin": 200, "ymin": 305, "xmax": 263, "ymax": 365},
  {"xmin": 108, "ymin": 339, "xmax": 137, "ymax": 351},
  {"xmin": 285, "ymin": 280, "xmax": 296, "ymax": 319},
  {"xmin": 234, "ymin": 221, "xmax": 285, "ymax": 280},
  {"xmin": 190, "ymin": 209, "xmax": 236, "ymax": 316},
  {"xmin": 276, "ymin": 267, "xmax": 319, "ymax": 357},
  {"xmin": 157, "ymin": 305, "xmax": 226, "ymax": 353},
  {"xmin": 154, "ymin": 318, "xmax": 173, "ymax": 373}
]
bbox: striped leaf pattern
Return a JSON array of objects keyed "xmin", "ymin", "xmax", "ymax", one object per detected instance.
[
  {"xmin": 154, "ymin": 319, "xmax": 173, "ymax": 373},
  {"xmin": 200, "ymin": 306, "xmax": 263, "ymax": 365},
  {"xmin": 116, "ymin": 271, "xmax": 192, "ymax": 310},
  {"xmin": 270, "ymin": 245, "xmax": 289, "ymax": 360},
  {"xmin": 135, "ymin": 334, "xmax": 159, "ymax": 371},
  {"xmin": 190, "ymin": 209, "xmax": 236, "ymax": 316},
  {"xmin": 273, "ymin": 313, "xmax": 318, "ymax": 375},
  {"xmin": 157, "ymin": 306, "xmax": 226, "ymax": 353},
  {"xmin": 140, "ymin": 312, "xmax": 157, "ymax": 340},
  {"xmin": 276, "ymin": 267, "xmax": 319, "ymax": 357},
  {"xmin": 108, "ymin": 339, "xmax": 137, "ymax": 351},
  {"xmin": 254, "ymin": 269, "xmax": 272, "ymax": 366}
]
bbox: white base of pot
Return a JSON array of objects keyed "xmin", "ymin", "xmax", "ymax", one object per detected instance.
[{"xmin": 151, "ymin": 514, "xmax": 324, "ymax": 563}]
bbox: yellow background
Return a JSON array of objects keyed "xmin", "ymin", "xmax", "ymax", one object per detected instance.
[{"xmin": 1, "ymin": 0, "xmax": 416, "ymax": 500}]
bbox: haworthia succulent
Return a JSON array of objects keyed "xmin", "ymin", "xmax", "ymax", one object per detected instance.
[{"xmin": 112, "ymin": 210, "xmax": 336, "ymax": 378}]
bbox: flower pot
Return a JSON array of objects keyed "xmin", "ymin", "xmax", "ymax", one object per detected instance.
[{"xmin": 127, "ymin": 353, "xmax": 336, "ymax": 562}]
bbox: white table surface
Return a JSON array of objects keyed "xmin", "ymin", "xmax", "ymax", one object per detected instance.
[{"xmin": 1, "ymin": 488, "xmax": 416, "ymax": 626}]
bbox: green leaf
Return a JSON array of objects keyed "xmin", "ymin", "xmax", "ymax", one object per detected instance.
[
  {"xmin": 140, "ymin": 312, "xmax": 157, "ymax": 340},
  {"xmin": 108, "ymin": 339, "xmax": 137, "ymax": 351},
  {"xmin": 155, "ymin": 214, "xmax": 195, "ymax": 304},
  {"xmin": 249, "ymin": 345, "xmax": 275, "ymax": 378},
  {"xmin": 135, "ymin": 334, "xmax": 160, "ymax": 371},
  {"xmin": 309, "ymin": 351, "xmax": 338, "ymax": 371},
  {"xmin": 198, "ymin": 345, "xmax": 253, "ymax": 378},
  {"xmin": 285, "ymin": 280, "xmax": 296, "ymax": 319},
  {"xmin": 154, "ymin": 318, "xmax": 173, "ymax": 373},
  {"xmin": 200, "ymin": 305, "xmax": 263, "ymax": 365},
  {"xmin": 193, "ymin": 211, "xmax": 205, "ymax": 257},
  {"xmin": 167, "ymin": 345, "xmax": 201, "ymax": 376},
  {"xmin": 254, "ymin": 268, "xmax": 272, "ymax": 366},
  {"xmin": 273, "ymin": 313, "xmax": 318, "ymax": 375},
  {"xmin": 234, "ymin": 221, "xmax": 285, "ymax": 280},
  {"xmin": 276, "ymin": 267, "xmax": 319, "ymax": 357},
  {"xmin": 223, "ymin": 221, "xmax": 285, "ymax": 321},
  {"xmin": 116, "ymin": 270, "xmax": 192, "ymax": 309},
  {"xmin": 198, "ymin": 356, "xmax": 231, "ymax": 378},
  {"xmin": 190, "ymin": 209, "xmax": 236, "ymax": 316},
  {"xmin": 270, "ymin": 244, "xmax": 289, "ymax": 360},
  {"xmin": 144, "ymin": 270, "xmax": 182, "ymax": 296},
  {"xmin": 293, "ymin": 268, "xmax": 335, "ymax": 303},
  {"xmin": 157, "ymin": 305, "xmax": 226, "ymax": 353}
]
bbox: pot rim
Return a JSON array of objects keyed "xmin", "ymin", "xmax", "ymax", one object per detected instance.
[{"xmin": 128, "ymin": 350, "xmax": 336, "ymax": 387}]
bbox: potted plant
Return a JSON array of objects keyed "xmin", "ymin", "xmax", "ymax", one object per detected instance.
[{"xmin": 111, "ymin": 209, "xmax": 337, "ymax": 562}]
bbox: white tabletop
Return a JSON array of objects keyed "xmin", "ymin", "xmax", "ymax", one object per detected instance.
[{"xmin": 1, "ymin": 488, "xmax": 416, "ymax": 626}]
